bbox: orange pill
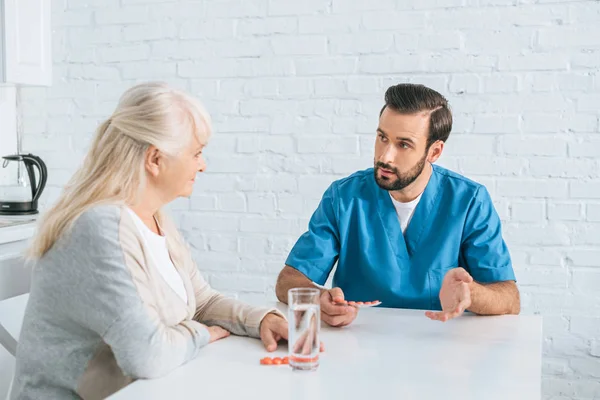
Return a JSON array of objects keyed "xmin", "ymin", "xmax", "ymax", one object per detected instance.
[
  {"xmin": 272, "ymin": 357, "xmax": 282, "ymax": 365},
  {"xmin": 356, "ymin": 301, "xmax": 364, "ymax": 305},
  {"xmin": 282, "ymin": 357, "xmax": 289, "ymax": 364},
  {"xmin": 290, "ymin": 355, "xmax": 319, "ymax": 363},
  {"xmin": 260, "ymin": 357, "xmax": 273, "ymax": 365}
]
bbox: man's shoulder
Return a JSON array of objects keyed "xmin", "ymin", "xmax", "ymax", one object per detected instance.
[
  {"xmin": 433, "ymin": 164, "xmax": 487, "ymax": 198},
  {"xmin": 330, "ymin": 168, "xmax": 374, "ymax": 194}
]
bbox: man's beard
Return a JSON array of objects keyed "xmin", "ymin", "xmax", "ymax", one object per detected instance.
[{"xmin": 374, "ymin": 152, "xmax": 427, "ymax": 191}]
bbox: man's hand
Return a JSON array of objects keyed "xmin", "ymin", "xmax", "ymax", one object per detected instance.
[
  {"xmin": 320, "ymin": 287, "xmax": 358, "ymax": 327},
  {"xmin": 425, "ymin": 267, "xmax": 473, "ymax": 322},
  {"xmin": 260, "ymin": 313, "xmax": 289, "ymax": 352}
]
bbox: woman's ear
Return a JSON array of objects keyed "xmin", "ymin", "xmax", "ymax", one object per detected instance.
[{"xmin": 145, "ymin": 146, "xmax": 161, "ymax": 177}]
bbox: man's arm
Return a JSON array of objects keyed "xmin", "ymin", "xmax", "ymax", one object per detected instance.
[
  {"xmin": 459, "ymin": 185, "xmax": 518, "ymax": 316},
  {"xmin": 277, "ymin": 183, "xmax": 358, "ymax": 327},
  {"xmin": 426, "ymin": 269, "xmax": 520, "ymax": 322},
  {"xmin": 276, "ymin": 266, "xmax": 358, "ymax": 327},
  {"xmin": 469, "ymin": 280, "xmax": 520, "ymax": 315},
  {"xmin": 275, "ymin": 266, "xmax": 319, "ymax": 304}
]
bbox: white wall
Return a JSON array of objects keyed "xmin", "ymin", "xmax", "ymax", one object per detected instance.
[
  {"xmin": 17, "ymin": 0, "xmax": 600, "ymax": 398},
  {"xmin": 0, "ymin": 86, "xmax": 17, "ymax": 184}
]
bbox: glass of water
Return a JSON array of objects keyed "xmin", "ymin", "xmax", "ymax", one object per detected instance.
[{"xmin": 288, "ymin": 288, "xmax": 321, "ymax": 371}]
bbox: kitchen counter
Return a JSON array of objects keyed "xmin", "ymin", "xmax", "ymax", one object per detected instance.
[
  {"xmin": 0, "ymin": 220, "xmax": 36, "ymax": 261},
  {"xmin": 0, "ymin": 219, "xmax": 37, "ymax": 300},
  {"xmin": 0, "ymin": 221, "xmax": 36, "ymax": 244}
]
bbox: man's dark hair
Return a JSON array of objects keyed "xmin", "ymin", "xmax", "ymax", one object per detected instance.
[{"xmin": 379, "ymin": 83, "xmax": 453, "ymax": 149}]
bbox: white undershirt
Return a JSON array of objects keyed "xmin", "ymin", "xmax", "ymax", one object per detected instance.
[
  {"xmin": 126, "ymin": 208, "xmax": 188, "ymax": 304},
  {"xmin": 389, "ymin": 193, "xmax": 422, "ymax": 233}
]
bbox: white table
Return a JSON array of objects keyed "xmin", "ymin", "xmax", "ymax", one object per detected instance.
[{"xmin": 110, "ymin": 305, "xmax": 542, "ymax": 400}]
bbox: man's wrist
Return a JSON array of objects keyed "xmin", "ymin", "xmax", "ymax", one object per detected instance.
[{"xmin": 467, "ymin": 280, "xmax": 479, "ymax": 310}]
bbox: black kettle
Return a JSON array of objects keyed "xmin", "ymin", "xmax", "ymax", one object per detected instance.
[{"xmin": 0, "ymin": 154, "xmax": 48, "ymax": 215}]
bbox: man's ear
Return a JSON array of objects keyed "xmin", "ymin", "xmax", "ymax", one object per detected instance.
[{"xmin": 427, "ymin": 141, "xmax": 444, "ymax": 163}]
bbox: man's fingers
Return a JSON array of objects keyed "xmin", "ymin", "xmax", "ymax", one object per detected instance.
[
  {"xmin": 425, "ymin": 311, "xmax": 442, "ymax": 321},
  {"xmin": 321, "ymin": 307, "xmax": 358, "ymax": 328},
  {"xmin": 328, "ymin": 287, "xmax": 346, "ymax": 304},
  {"xmin": 321, "ymin": 300, "xmax": 350, "ymax": 316},
  {"xmin": 320, "ymin": 287, "xmax": 352, "ymax": 315},
  {"xmin": 454, "ymin": 268, "xmax": 473, "ymax": 284},
  {"xmin": 425, "ymin": 311, "xmax": 450, "ymax": 322},
  {"xmin": 426, "ymin": 307, "xmax": 466, "ymax": 322},
  {"xmin": 321, "ymin": 312, "xmax": 336, "ymax": 326},
  {"xmin": 322, "ymin": 311, "xmax": 354, "ymax": 327}
]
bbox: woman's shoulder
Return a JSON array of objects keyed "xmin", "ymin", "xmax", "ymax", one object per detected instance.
[
  {"xmin": 37, "ymin": 205, "xmax": 137, "ymax": 273},
  {"xmin": 78, "ymin": 204, "xmax": 123, "ymax": 220},
  {"xmin": 68, "ymin": 204, "xmax": 142, "ymax": 248},
  {"xmin": 74, "ymin": 204, "xmax": 126, "ymax": 233}
]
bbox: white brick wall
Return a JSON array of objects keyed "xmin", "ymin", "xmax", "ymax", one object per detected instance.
[{"xmin": 18, "ymin": 1, "xmax": 600, "ymax": 398}]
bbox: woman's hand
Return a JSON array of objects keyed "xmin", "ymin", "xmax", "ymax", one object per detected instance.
[
  {"xmin": 259, "ymin": 313, "xmax": 289, "ymax": 352},
  {"xmin": 204, "ymin": 325, "xmax": 230, "ymax": 343}
]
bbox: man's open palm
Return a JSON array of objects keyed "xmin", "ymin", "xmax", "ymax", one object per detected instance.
[{"xmin": 425, "ymin": 267, "xmax": 473, "ymax": 322}]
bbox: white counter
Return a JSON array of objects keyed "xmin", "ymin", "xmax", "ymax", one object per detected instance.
[
  {"xmin": 0, "ymin": 221, "xmax": 36, "ymax": 242},
  {"xmin": 0, "ymin": 222, "xmax": 36, "ymax": 258},
  {"xmin": 0, "ymin": 293, "xmax": 28, "ymax": 356},
  {"xmin": 0, "ymin": 220, "xmax": 36, "ymax": 301}
]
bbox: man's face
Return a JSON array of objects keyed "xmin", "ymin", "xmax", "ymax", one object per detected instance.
[{"xmin": 374, "ymin": 107, "xmax": 432, "ymax": 191}]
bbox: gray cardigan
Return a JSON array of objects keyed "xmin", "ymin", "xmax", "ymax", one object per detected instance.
[{"xmin": 10, "ymin": 206, "xmax": 280, "ymax": 399}]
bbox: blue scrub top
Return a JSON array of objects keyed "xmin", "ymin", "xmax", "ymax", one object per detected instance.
[{"xmin": 285, "ymin": 164, "xmax": 516, "ymax": 311}]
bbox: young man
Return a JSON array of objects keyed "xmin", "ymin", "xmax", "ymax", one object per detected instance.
[{"xmin": 275, "ymin": 83, "xmax": 519, "ymax": 327}]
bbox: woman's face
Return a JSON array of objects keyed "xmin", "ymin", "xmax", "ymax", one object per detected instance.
[{"xmin": 151, "ymin": 134, "xmax": 206, "ymax": 202}]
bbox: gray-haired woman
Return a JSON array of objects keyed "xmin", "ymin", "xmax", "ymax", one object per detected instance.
[{"xmin": 10, "ymin": 82, "xmax": 288, "ymax": 400}]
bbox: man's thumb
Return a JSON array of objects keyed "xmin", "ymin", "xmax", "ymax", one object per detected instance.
[
  {"xmin": 329, "ymin": 287, "xmax": 345, "ymax": 303},
  {"xmin": 454, "ymin": 268, "xmax": 473, "ymax": 283}
]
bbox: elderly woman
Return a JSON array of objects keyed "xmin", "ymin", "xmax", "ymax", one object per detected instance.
[{"xmin": 10, "ymin": 82, "xmax": 288, "ymax": 400}]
